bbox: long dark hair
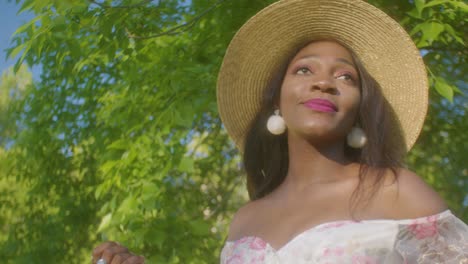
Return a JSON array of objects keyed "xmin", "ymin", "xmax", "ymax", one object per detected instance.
[{"xmin": 243, "ymin": 41, "xmax": 406, "ymax": 211}]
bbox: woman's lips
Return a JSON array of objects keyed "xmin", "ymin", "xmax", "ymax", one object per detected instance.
[{"xmin": 303, "ymin": 98, "xmax": 338, "ymax": 112}]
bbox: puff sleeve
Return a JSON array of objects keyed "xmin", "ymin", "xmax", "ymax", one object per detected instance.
[{"xmin": 394, "ymin": 211, "xmax": 468, "ymax": 263}]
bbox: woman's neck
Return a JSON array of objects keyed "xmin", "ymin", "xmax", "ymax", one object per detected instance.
[{"xmin": 281, "ymin": 133, "xmax": 356, "ymax": 192}]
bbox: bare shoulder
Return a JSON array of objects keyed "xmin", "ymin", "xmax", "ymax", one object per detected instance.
[
  {"xmin": 226, "ymin": 199, "xmax": 264, "ymax": 242},
  {"xmin": 383, "ymin": 168, "xmax": 448, "ymax": 219}
]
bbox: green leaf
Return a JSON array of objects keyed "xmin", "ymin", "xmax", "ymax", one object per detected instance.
[
  {"xmin": 417, "ymin": 21, "xmax": 445, "ymax": 47},
  {"xmin": 108, "ymin": 139, "xmax": 129, "ymax": 150},
  {"xmin": 406, "ymin": 8, "xmax": 422, "ymax": 19},
  {"xmin": 443, "ymin": 23, "xmax": 464, "ymax": 45},
  {"xmin": 178, "ymin": 156, "xmax": 194, "ymax": 172},
  {"xmin": 424, "ymin": 0, "xmax": 450, "ymax": 8},
  {"xmin": 52, "ymin": 16, "xmax": 67, "ymax": 32},
  {"xmin": 449, "ymin": 1, "xmax": 468, "ymax": 12},
  {"xmin": 189, "ymin": 219, "xmax": 211, "ymax": 236},
  {"xmin": 410, "ymin": 23, "xmax": 423, "ymax": 36},
  {"xmin": 434, "ymin": 78, "xmax": 454, "ymax": 102},
  {"xmin": 117, "ymin": 196, "xmax": 138, "ymax": 214},
  {"xmin": 100, "ymin": 160, "xmax": 119, "ymax": 174},
  {"xmin": 13, "ymin": 57, "xmax": 24, "ymax": 73},
  {"xmin": 97, "ymin": 213, "xmax": 112, "ymax": 232},
  {"xmin": 152, "ymin": 229, "xmax": 168, "ymax": 249},
  {"xmin": 121, "ymin": 149, "xmax": 137, "ymax": 163},
  {"xmin": 422, "ymin": 22, "xmax": 445, "ymax": 40},
  {"xmin": 17, "ymin": 0, "xmax": 34, "ymax": 14},
  {"xmin": 136, "ymin": 54, "xmax": 152, "ymax": 62},
  {"xmin": 415, "ymin": 0, "xmax": 426, "ymax": 15},
  {"xmin": 6, "ymin": 43, "xmax": 27, "ymax": 60},
  {"xmin": 452, "ymin": 85, "xmax": 463, "ymax": 95},
  {"xmin": 11, "ymin": 15, "xmax": 41, "ymax": 37}
]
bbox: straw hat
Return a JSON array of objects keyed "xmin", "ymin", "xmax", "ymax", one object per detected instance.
[{"xmin": 217, "ymin": 0, "xmax": 428, "ymax": 152}]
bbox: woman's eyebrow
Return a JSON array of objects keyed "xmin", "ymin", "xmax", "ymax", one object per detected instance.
[{"xmin": 296, "ymin": 55, "xmax": 355, "ymax": 67}]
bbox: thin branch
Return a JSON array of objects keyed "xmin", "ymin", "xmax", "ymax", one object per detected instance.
[
  {"xmin": 203, "ymin": 170, "xmax": 243, "ymax": 220},
  {"xmin": 89, "ymin": 0, "xmax": 152, "ymax": 9},
  {"xmin": 424, "ymin": 46, "xmax": 467, "ymax": 53},
  {"xmin": 126, "ymin": 0, "xmax": 229, "ymax": 40}
]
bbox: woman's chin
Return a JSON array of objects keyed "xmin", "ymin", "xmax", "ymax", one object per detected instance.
[{"xmin": 290, "ymin": 126, "xmax": 343, "ymax": 143}]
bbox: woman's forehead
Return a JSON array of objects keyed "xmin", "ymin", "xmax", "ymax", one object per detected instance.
[{"xmin": 293, "ymin": 41, "xmax": 354, "ymax": 61}]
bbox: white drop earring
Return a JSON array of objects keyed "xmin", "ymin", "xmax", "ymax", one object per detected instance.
[
  {"xmin": 347, "ymin": 127, "xmax": 367, "ymax": 148},
  {"xmin": 267, "ymin": 109, "xmax": 286, "ymax": 135}
]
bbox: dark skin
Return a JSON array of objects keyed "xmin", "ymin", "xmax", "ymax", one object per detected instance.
[
  {"xmin": 280, "ymin": 41, "xmax": 361, "ymax": 149},
  {"xmin": 226, "ymin": 41, "xmax": 447, "ymax": 250},
  {"xmin": 91, "ymin": 41, "xmax": 447, "ymax": 260},
  {"xmin": 228, "ymin": 41, "xmax": 370, "ymax": 250},
  {"xmin": 92, "ymin": 241, "xmax": 144, "ymax": 264}
]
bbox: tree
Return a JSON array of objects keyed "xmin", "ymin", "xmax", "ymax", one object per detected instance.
[
  {"xmin": 0, "ymin": 65, "xmax": 32, "ymax": 261},
  {"xmin": 367, "ymin": 0, "xmax": 468, "ymax": 220},
  {"xmin": 1, "ymin": 0, "xmax": 466, "ymax": 263}
]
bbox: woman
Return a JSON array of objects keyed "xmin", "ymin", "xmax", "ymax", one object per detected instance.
[{"xmin": 92, "ymin": 0, "xmax": 468, "ymax": 263}]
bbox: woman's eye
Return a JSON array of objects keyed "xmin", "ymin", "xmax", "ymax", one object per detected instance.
[
  {"xmin": 337, "ymin": 74, "xmax": 354, "ymax": 81},
  {"xmin": 296, "ymin": 67, "xmax": 311, "ymax": 75}
]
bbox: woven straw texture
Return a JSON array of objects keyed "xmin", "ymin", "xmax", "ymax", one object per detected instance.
[{"xmin": 217, "ymin": 0, "xmax": 428, "ymax": 152}]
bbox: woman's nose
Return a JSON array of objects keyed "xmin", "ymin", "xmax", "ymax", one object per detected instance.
[{"xmin": 310, "ymin": 77, "xmax": 338, "ymax": 95}]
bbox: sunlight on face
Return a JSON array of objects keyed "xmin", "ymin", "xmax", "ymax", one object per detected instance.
[{"xmin": 279, "ymin": 41, "xmax": 361, "ymax": 143}]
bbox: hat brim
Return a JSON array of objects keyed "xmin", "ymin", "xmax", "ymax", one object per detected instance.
[{"xmin": 217, "ymin": 0, "xmax": 428, "ymax": 152}]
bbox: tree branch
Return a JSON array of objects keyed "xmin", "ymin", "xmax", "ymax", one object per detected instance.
[
  {"xmin": 89, "ymin": 0, "xmax": 153, "ymax": 9},
  {"xmin": 126, "ymin": 0, "xmax": 229, "ymax": 39},
  {"xmin": 424, "ymin": 46, "xmax": 467, "ymax": 53}
]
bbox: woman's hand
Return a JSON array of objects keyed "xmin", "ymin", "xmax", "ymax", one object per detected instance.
[{"xmin": 92, "ymin": 241, "xmax": 145, "ymax": 264}]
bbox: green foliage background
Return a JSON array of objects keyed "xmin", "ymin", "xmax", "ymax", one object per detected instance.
[{"xmin": 0, "ymin": 0, "xmax": 466, "ymax": 263}]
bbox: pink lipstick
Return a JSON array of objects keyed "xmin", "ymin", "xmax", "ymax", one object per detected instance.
[{"xmin": 303, "ymin": 98, "xmax": 337, "ymax": 113}]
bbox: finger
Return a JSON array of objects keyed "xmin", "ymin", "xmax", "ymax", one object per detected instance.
[
  {"xmin": 122, "ymin": 255, "xmax": 145, "ymax": 264},
  {"xmin": 101, "ymin": 245, "xmax": 129, "ymax": 263},
  {"xmin": 92, "ymin": 241, "xmax": 119, "ymax": 262},
  {"xmin": 110, "ymin": 252, "xmax": 132, "ymax": 264}
]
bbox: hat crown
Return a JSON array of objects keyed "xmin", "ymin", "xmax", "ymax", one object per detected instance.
[{"xmin": 217, "ymin": 0, "xmax": 428, "ymax": 152}]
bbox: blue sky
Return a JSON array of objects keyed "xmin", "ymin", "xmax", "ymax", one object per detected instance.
[{"xmin": 0, "ymin": 1, "xmax": 39, "ymax": 79}]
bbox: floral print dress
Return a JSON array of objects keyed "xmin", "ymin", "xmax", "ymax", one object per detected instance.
[{"xmin": 220, "ymin": 210, "xmax": 468, "ymax": 263}]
